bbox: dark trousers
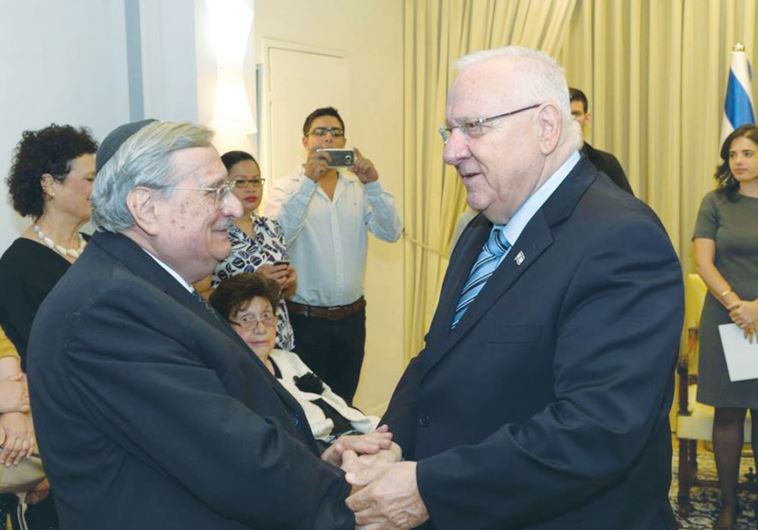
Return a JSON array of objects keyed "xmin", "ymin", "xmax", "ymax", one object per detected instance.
[
  {"xmin": 290, "ymin": 309, "xmax": 366, "ymax": 405},
  {"xmin": 25, "ymin": 496, "xmax": 58, "ymax": 530}
]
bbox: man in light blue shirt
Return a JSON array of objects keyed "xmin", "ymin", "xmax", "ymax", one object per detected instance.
[{"xmin": 265, "ymin": 107, "xmax": 402, "ymax": 403}]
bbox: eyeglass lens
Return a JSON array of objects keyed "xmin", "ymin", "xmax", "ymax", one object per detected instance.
[
  {"xmin": 234, "ymin": 178, "xmax": 265, "ymax": 188},
  {"xmin": 309, "ymin": 127, "xmax": 344, "ymax": 137}
]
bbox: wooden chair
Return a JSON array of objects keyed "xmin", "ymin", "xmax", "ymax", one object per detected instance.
[{"xmin": 676, "ymin": 273, "xmax": 753, "ymax": 505}]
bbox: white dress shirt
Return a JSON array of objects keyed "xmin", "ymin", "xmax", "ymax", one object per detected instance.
[
  {"xmin": 141, "ymin": 248, "xmax": 193, "ymax": 292},
  {"xmin": 265, "ymin": 166, "xmax": 402, "ymax": 306},
  {"xmin": 501, "ymin": 150, "xmax": 581, "ymax": 247}
]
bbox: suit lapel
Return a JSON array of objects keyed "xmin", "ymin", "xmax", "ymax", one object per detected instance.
[
  {"xmin": 91, "ymin": 232, "xmax": 234, "ymax": 338},
  {"xmin": 89, "ymin": 232, "xmax": 316, "ymax": 446},
  {"xmin": 421, "ymin": 159, "xmax": 597, "ymax": 377},
  {"xmin": 425, "ymin": 216, "xmax": 491, "ymax": 348},
  {"xmin": 457, "ymin": 212, "xmax": 552, "ymax": 335}
]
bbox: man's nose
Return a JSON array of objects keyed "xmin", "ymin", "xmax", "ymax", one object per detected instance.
[
  {"xmin": 222, "ymin": 192, "xmax": 244, "ymax": 218},
  {"xmin": 443, "ymin": 129, "xmax": 469, "ymax": 165}
]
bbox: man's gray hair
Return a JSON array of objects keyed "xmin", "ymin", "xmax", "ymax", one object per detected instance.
[
  {"xmin": 456, "ymin": 46, "xmax": 582, "ymax": 149},
  {"xmin": 91, "ymin": 121, "xmax": 214, "ymax": 232}
]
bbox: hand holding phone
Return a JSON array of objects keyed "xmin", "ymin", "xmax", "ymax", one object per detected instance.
[
  {"xmin": 348, "ymin": 147, "xmax": 378, "ymax": 183},
  {"xmin": 316, "ymin": 148, "xmax": 355, "ymax": 167}
]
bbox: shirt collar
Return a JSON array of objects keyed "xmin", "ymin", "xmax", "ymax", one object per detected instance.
[
  {"xmin": 501, "ymin": 150, "xmax": 581, "ymax": 246},
  {"xmin": 141, "ymin": 249, "xmax": 195, "ymax": 293}
]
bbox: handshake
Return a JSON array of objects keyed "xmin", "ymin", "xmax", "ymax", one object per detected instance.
[{"xmin": 321, "ymin": 425, "xmax": 430, "ymax": 530}]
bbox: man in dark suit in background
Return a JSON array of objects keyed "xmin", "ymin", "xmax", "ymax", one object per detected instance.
[
  {"xmin": 27, "ymin": 120, "xmax": 390, "ymax": 530},
  {"xmin": 569, "ymin": 87, "xmax": 634, "ymax": 195},
  {"xmin": 342, "ymin": 46, "xmax": 682, "ymax": 529}
]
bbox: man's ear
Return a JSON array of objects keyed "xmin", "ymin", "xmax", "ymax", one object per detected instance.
[
  {"xmin": 301, "ymin": 136, "xmax": 309, "ymax": 150},
  {"xmin": 126, "ymin": 187, "xmax": 160, "ymax": 236},
  {"xmin": 536, "ymin": 103, "xmax": 562, "ymax": 155},
  {"xmin": 585, "ymin": 111, "xmax": 592, "ymax": 126}
]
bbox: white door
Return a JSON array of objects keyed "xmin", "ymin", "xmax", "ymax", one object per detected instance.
[{"xmin": 261, "ymin": 41, "xmax": 350, "ymax": 190}]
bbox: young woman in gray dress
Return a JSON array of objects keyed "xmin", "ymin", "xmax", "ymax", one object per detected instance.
[{"xmin": 693, "ymin": 124, "xmax": 758, "ymax": 530}]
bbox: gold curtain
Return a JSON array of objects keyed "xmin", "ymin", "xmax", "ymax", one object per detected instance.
[
  {"xmin": 558, "ymin": 0, "xmax": 758, "ymax": 266},
  {"xmin": 402, "ymin": 0, "xmax": 578, "ymax": 361}
]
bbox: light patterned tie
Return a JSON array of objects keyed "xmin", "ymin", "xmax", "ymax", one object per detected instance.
[{"xmin": 451, "ymin": 225, "xmax": 511, "ymax": 329}]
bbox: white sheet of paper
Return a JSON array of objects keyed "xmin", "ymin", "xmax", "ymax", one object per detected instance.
[{"xmin": 718, "ymin": 323, "xmax": 758, "ymax": 382}]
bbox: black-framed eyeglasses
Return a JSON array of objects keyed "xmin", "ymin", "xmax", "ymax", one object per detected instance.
[
  {"xmin": 233, "ymin": 178, "xmax": 266, "ymax": 189},
  {"xmin": 169, "ymin": 180, "xmax": 236, "ymax": 207},
  {"xmin": 438, "ymin": 103, "xmax": 542, "ymax": 143},
  {"xmin": 307, "ymin": 127, "xmax": 345, "ymax": 138}
]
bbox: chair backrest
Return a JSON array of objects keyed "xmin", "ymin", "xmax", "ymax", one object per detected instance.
[
  {"xmin": 685, "ymin": 274, "xmax": 707, "ymax": 330},
  {"xmin": 684, "ymin": 274, "xmax": 708, "ymax": 371}
]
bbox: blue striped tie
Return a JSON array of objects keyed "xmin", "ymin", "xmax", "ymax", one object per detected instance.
[{"xmin": 451, "ymin": 226, "xmax": 511, "ymax": 329}]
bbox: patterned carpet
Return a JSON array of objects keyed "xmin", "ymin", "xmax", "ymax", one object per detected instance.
[{"xmin": 671, "ymin": 443, "xmax": 757, "ymax": 529}]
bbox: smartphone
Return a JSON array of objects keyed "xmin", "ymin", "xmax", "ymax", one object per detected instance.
[
  {"xmin": 316, "ymin": 148, "xmax": 355, "ymax": 167},
  {"xmin": 273, "ymin": 260, "xmax": 290, "ymax": 266}
]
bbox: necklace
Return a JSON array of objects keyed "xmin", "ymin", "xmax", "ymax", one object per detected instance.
[{"xmin": 32, "ymin": 225, "xmax": 86, "ymax": 259}]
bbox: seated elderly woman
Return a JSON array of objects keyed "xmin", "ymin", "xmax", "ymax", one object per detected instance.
[{"xmin": 209, "ymin": 272, "xmax": 379, "ymax": 445}]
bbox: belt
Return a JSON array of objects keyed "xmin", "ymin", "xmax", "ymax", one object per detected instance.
[{"xmin": 286, "ymin": 297, "xmax": 366, "ymax": 320}]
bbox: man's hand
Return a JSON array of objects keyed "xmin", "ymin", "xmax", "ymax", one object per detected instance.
[
  {"xmin": 354, "ymin": 441, "xmax": 402, "ymax": 467},
  {"xmin": 343, "ymin": 452, "xmax": 429, "ymax": 529},
  {"xmin": 350, "ymin": 148, "xmax": 379, "ymax": 184},
  {"xmin": 321, "ymin": 425, "xmax": 393, "ymax": 466},
  {"xmin": 304, "ymin": 150, "xmax": 332, "ymax": 182}
]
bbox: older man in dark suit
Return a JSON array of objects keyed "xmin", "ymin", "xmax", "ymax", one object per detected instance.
[
  {"xmin": 27, "ymin": 120, "xmax": 391, "ymax": 530},
  {"xmin": 343, "ymin": 46, "xmax": 682, "ymax": 530}
]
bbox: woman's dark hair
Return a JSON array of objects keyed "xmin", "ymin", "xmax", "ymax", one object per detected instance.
[
  {"xmin": 209, "ymin": 272, "xmax": 281, "ymax": 322},
  {"xmin": 220, "ymin": 150, "xmax": 259, "ymax": 171},
  {"xmin": 7, "ymin": 124, "xmax": 98, "ymax": 218},
  {"xmin": 715, "ymin": 124, "xmax": 758, "ymax": 199}
]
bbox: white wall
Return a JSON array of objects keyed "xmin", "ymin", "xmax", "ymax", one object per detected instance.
[
  {"xmin": 254, "ymin": 0, "xmax": 406, "ymax": 415},
  {"xmin": 138, "ymin": 0, "xmax": 201, "ymax": 122},
  {"xmin": 0, "ymin": 1, "xmax": 131, "ymax": 251}
]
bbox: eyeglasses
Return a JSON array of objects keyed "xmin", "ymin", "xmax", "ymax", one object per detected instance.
[
  {"xmin": 233, "ymin": 178, "xmax": 266, "ymax": 188},
  {"xmin": 229, "ymin": 312, "xmax": 276, "ymax": 329},
  {"xmin": 307, "ymin": 127, "xmax": 345, "ymax": 138},
  {"xmin": 438, "ymin": 103, "xmax": 542, "ymax": 143},
  {"xmin": 169, "ymin": 180, "xmax": 236, "ymax": 207}
]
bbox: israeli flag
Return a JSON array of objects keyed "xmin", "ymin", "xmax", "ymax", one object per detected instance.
[{"xmin": 721, "ymin": 44, "xmax": 755, "ymax": 144}]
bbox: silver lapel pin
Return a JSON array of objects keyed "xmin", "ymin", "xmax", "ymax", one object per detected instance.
[{"xmin": 514, "ymin": 250, "xmax": 525, "ymax": 265}]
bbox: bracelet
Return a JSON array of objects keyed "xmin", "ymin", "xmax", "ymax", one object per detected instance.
[{"xmin": 720, "ymin": 289, "xmax": 733, "ymax": 298}]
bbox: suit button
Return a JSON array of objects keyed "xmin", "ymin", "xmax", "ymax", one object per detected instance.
[
  {"xmin": 419, "ymin": 415, "xmax": 430, "ymax": 427},
  {"xmin": 291, "ymin": 414, "xmax": 300, "ymax": 426}
]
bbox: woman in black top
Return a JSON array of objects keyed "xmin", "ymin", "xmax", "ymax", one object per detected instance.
[{"xmin": 0, "ymin": 124, "xmax": 97, "ymax": 530}]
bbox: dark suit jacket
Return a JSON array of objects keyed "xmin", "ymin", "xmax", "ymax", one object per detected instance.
[
  {"xmin": 383, "ymin": 158, "xmax": 683, "ymax": 530},
  {"xmin": 582, "ymin": 142, "xmax": 634, "ymax": 195},
  {"xmin": 27, "ymin": 231, "xmax": 354, "ymax": 530}
]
